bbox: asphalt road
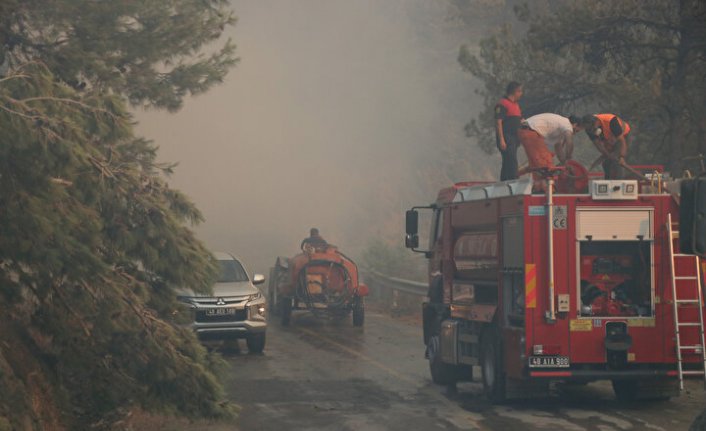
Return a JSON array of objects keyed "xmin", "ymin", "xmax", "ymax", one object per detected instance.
[{"xmin": 218, "ymin": 309, "xmax": 706, "ymax": 431}]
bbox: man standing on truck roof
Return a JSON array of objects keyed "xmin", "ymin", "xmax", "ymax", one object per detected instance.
[
  {"xmin": 495, "ymin": 81, "xmax": 523, "ymax": 181},
  {"xmin": 581, "ymin": 113, "xmax": 631, "ymax": 179}
]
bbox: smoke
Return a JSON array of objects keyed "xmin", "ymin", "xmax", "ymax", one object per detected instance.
[{"xmin": 137, "ymin": 0, "xmax": 487, "ymax": 274}]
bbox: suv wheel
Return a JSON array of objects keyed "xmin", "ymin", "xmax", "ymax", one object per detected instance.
[{"xmin": 246, "ymin": 333, "xmax": 266, "ymax": 354}]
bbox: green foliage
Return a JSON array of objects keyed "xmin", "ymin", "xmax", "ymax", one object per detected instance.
[
  {"xmin": 458, "ymin": 0, "xmax": 706, "ymax": 172},
  {"xmin": 0, "ymin": 0, "xmax": 238, "ymax": 428},
  {"xmin": 0, "ymin": 0, "xmax": 237, "ymax": 112},
  {"xmin": 0, "ymin": 60, "xmax": 232, "ymax": 429},
  {"xmin": 362, "ymin": 239, "xmax": 427, "ymax": 282}
]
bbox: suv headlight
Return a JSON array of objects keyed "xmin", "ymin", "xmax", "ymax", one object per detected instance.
[
  {"xmin": 247, "ymin": 292, "xmax": 266, "ymax": 320},
  {"xmin": 249, "ymin": 303, "xmax": 266, "ymax": 319}
]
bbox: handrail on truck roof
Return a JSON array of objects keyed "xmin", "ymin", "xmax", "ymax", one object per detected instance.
[
  {"xmin": 442, "ymin": 164, "xmax": 678, "ymax": 205},
  {"xmin": 451, "ymin": 177, "xmax": 534, "ymax": 203}
]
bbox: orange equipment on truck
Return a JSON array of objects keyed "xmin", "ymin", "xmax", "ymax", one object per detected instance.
[
  {"xmin": 268, "ymin": 243, "xmax": 368, "ymax": 326},
  {"xmin": 405, "ymin": 166, "xmax": 706, "ymax": 402}
]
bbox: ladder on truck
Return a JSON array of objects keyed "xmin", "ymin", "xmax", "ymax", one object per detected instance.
[{"xmin": 667, "ymin": 213, "xmax": 706, "ymax": 390}]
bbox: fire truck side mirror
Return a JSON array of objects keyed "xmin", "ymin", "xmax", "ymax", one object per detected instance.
[
  {"xmin": 405, "ymin": 234, "xmax": 419, "ymax": 249},
  {"xmin": 405, "ymin": 210, "xmax": 419, "ymax": 249},
  {"xmin": 679, "ymin": 178, "xmax": 706, "ymax": 257},
  {"xmin": 405, "ymin": 210, "xmax": 418, "ymax": 235}
]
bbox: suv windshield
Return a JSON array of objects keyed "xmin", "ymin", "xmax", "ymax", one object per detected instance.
[{"xmin": 218, "ymin": 259, "xmax": 249, "ymax": 283}]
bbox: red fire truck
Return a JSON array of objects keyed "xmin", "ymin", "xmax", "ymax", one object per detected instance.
[{"xmin": 405, "ymin": 170, "xmax": 706, "ymax": 402}]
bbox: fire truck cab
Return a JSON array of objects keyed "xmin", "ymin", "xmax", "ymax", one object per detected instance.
[{"xmin": 406, "ymin": 173, "xmax": 706, "ymax": 402}]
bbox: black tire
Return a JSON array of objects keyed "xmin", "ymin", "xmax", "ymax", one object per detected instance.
[
  {"xmin": 271, "ymin": 286, "xmax": 280, "ymax": 317},
  {"xmin": 246, "ymin": 332, "xmax": 266, "ymax": 354},
  {"xmin": 690, "ymin": 407, "xmax": 706, "ymax": 431},
  {"xmin": 352, "ymin": 299, "xmax": 365, "ymax": 327},
  {"xmin": 481, "ymin": 326, "xmax": 506, "ymax": 403},
  {"xmin": 612, "ymin": 379, "xmax": 638, "ymax": 402},
  {"xmin": 268, "ymin": 268, "xmax": 282, "ymax": 316},
  {"xmin": 427, "ymin": 335, "xmax": 458, "ymax": 386},
  {"xmin": 428, "ymin": 276, "xmax": 443, "ymax": 303},
  {"xmin": 280, "ymin": 297, "xmax": 292, "ymax": 326},
  {"xmin": 423, "ymin": 276, "xmax": 445, "ymax": 346},
  {"xmin": 612, "ymin": 378, "xmax": 676, "ymax": 402}
]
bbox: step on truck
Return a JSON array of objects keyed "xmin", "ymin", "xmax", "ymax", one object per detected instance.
[{"xmin": 405, "ymin": 167, "xmax": 706, "ymax": 402}]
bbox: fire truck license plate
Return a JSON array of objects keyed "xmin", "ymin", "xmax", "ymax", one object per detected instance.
[{"xmin": 529, "ymin": 356, "xmax": 570, "ymax": 368}]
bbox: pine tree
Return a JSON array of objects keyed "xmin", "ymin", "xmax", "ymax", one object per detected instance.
[
  {"xmin": 457, "ymin": 0, "xmax": 706, "ymax": 172},
  {"xmin": 0, "ymin": 1, "xmax": 237, "ymax": 429}
]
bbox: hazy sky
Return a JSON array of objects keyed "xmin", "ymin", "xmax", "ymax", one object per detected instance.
[{"xmin": 137, "ymin": 1, "xmax": 485, "ymax": 273}]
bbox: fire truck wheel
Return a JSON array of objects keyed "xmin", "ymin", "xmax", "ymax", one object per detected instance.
[
  {"xmin": 427, "ymin": 335, "xmax": 458, "ymax": 386},
  {"xmin": 428, "ymin": 276, "xmax": 443, "ymax": 303},
  {"xmin": 280, "ymin": 297, "xmax": 292, "ymax": 326},
  {"xmin": 352, "ymin": 300, "xmax": 365, "ymax": 327},
  {"xmin": 611, "ymin": 379, "xmax": 638, "ymax": 402},
  {"xmin": 481, "ymin": 327, "xmax": 506, "ymax": 403},
  {"xmin": 689, "ymin": 407, "xmax": 706, "ymax": 431}
]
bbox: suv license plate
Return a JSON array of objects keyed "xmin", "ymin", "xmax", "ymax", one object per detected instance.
[
  {"xmin": 529, "ymin": 356, "xmax": 570, "ymax": 368},
  {"xmin": 205, "ymin": 308, "xmax": 236, "ymax": 316}
]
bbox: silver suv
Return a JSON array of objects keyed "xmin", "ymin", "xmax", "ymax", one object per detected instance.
[{"xmin": 177, "ymin": 252, "xmax": 267, "ymax": 353}]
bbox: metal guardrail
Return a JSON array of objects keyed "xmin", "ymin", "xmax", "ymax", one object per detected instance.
[{"xmin": 364, "ymin": 270, "xmax": 427, "ymax": 297}]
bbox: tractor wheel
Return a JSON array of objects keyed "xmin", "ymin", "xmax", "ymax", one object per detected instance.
[
  {"xmin": 427, "ymin": 335, "xmax": 458, "ymax": 386},
  {"xmin": 267, "ymin": 269, "xmax": 277, "ymax": 316},
  {"xmin": 271, "ymin": 287, "xmax": 280, "ymax": 317},
  {"xmin": 481, "ymin": 326, "xmax": 506, "ymax": 403},
  {"xmin": 612, "ymin": 379, "xmax": 638, "ymax": 402},
  {"xmin": 280, "ymin": 297, "xmax": 292, "ymax": 326},
  {"xmin": 246, "ymin": 332, "xmax": 266, "ymax": 354},
  {"xmin": 352, "ymin": 299, "xmax": 365, "ymax": 327}
]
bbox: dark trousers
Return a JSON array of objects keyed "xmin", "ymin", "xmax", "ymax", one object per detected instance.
[
  {"xmin": 602, "ymin": 157, "xmax": 626, "ymax": 180},
  {"xmin": 500, "ymin": 140, "xmax": 519, "ymax": 181}
]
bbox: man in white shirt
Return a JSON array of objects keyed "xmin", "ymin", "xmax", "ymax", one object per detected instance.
[
  {"xmin": 523, "ymin": 113, "xmax": 582, "ymax": 165},
  {"xmin": 517, "ymin": 114, "xmax": 582, "ymax": 191}
]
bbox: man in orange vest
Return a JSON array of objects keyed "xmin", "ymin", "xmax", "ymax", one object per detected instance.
[{"xmin": 581, "ymin": 114, "xmax": 631, "ymax": 179}]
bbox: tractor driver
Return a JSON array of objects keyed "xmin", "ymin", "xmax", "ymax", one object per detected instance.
[{"xmin": 301, "ymin": 228, "xmax": 328, "ymax": 250}]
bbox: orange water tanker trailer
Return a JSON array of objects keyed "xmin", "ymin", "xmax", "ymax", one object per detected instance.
[{"xmin": 268, "ymin": 244, "xmax": 368, "ymax": 326}]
